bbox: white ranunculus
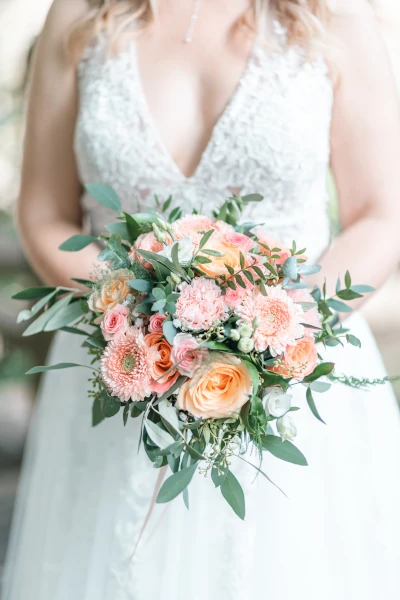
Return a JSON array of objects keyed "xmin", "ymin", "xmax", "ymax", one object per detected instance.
[
  {"xmin": 158, "ymin": 236, "xmax": 194, "ymax": 265},
  {"xmin": 263, "ymin": 388, "xmax": 292, "ymax": 418},
  {"xmin": 276, "ymin": 414, "xmax": 297, "ymax": 441}
]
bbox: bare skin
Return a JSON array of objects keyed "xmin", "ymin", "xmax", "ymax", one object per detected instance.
[{"xmin": 18, "ymin": 0, "xmax": 400, "ymax": 311}]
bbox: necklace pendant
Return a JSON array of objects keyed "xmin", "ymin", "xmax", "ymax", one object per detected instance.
[{"xmin": 184, "ymin": 0, "xmax": 201, "ymax": 44}]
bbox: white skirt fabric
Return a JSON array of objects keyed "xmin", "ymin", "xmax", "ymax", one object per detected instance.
[{"xmin": 2, "ymin": 312, "xmax": 400, "ymax": 600}]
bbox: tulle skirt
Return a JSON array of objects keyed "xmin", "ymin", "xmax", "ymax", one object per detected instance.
[{"xmin": 2, "ymin": 312, "xmax": 400, "ymax": 600}]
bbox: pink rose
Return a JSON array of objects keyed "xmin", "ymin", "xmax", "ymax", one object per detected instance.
[
  {"xmin": 171, "ymin": 333, "xmax": 206, "ymax": 378},
  {"xmin": 149, "ymin": 313, "xmax": 167, "ymax": 333},
  {"xmin": 224, "ymin": 286, "xmax": 246, "ymax": 308},
  {"xmin": 101, "ymin": 305, "xmax": 130, "ymax": 341},
  {"xmin": 223, "ymin": 231, "xmax": 255, "ymax": 253}
]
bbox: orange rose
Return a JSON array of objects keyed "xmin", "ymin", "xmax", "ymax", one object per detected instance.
[
  {"xmin": 270, "ymin": 336, "xmax": 317, "ymax": 381},
  {"xmin": 176, "ymin": 355, "xmax": 252, "ymax": 419},
  {"xmin": 199, "ymin": 234, "xmax": 249, "ymax": 279},
  {"xmin": 90, "ymin": 269, "xmax": 133, "ymax": 313},
  {"xmin": 144, "ymin": 332, "xmax": 179, "ymax": 395}
]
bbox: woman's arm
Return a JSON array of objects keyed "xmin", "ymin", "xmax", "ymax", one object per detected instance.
[
  {"xmin": 17, "ymin": 0, "xmax": 100, "ymax": 288},
  {"xmin": 310, "ymin": 0, "xmax": 400, "ymax": 307}
]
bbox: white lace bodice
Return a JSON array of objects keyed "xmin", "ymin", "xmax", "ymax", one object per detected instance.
[{"xmin": 74, "ymin": 22, "xmax": 334, "ymax": 262}]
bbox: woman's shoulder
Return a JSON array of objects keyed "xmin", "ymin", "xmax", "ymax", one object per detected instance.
[{"xmin": 43, "ymin": 0, "xmax": 91, "ymax": 43}]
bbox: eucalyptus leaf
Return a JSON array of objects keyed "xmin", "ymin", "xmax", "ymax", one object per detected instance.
[
  {"xmin": 282, "ymin": 256, "xmax": 298, "ymax": 279},
  {"xmin": 12, "ymin": 287, "xmax": 56, "ymax": 301},
  {"xmin": 158, "ymin": 399, "xmax": 181, "ymax": 433},
  {"xmin": 23, "ymin": 294, "xmax": 74, "ymax": 337},
  {"xmin": 100, "ymin": 389, "xmax": 121, "ymax": 418},
  {"xmin": 85, "ymin": 183, "xmax": 122, "ymax": 212},
  {"xmin": 303, "ymin": 362, "xmax": 335, "ymax": 383},
  {"xmin": 306, "ymin": 387, "xmax": 326, "ymax": 424},
  {"xmin": 145, "ymin": 419, "xmax": 175, "ymax": 449},
  {"xmin": 92, "ymin": 397, "xmax": 105, "ymax": 427},
  {"xmin": 128, "ymin": 279, "xmax": 152, "ymax": 293},
  {"xmin": 156, "ymin": 463, "xmax": 198, "ymax": 503},
  {"xmin": 220, "ymin": 470, "xmax": 245, "ymax": 520},
  {"xmin": 26, "ymin": 363, "xmax": 89, "ymax": 375},
  {"xmin": 211, "ymin": 463, "xmax": 228, "ymax": 488},
  {"xmin": 59, "ymin": 235, "xmax": 97, "ymax": 252},
  {"xmin": 163, "ymin": 320, "xmax": 177, "ymax": 344},
  {"xmin": 44, "ymin": 300, "xmax": 86, "ymax": 332},
  {"xmin": 261, "ymin": 435, "xmax": 308, "ymax": 466}
]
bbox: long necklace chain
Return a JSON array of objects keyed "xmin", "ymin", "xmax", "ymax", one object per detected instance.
[{"xmin": 184, "ymin": 0, "xmax": 201, "ymax": 43}]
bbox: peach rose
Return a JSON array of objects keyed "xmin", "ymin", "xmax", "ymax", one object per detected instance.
[
  {"xmin": 199, "ymin": 234, "xmax": 249, "ymax": 279},
  {"xmin": 149, "ymin": 313, "xmax": 167, "ymax": 333},
  {"xmin": 223, "ymin": 286, "xmax": 246, "ymax": 308},
  {"xmin": 89, "ymin": 269, "xmax": 133, "ymax": 313},
  {"xmin": 172, "ymin": 215, "xmax": 233, "ymax": 247},
  {"xmin": 176, "ymin": 355, "xmax": 252, "ymax": 419},
  {"xmin": 144, "ymin": 332, "xmax": 179, "ymax": 395},
  {"xmin": 270, "ymin": 336, "xmax": 318, "ymax": 381},
  {"xmin": 101, "ymin": 304, "xmax": 130, "ymax": 341},
  {"xmin": 130, "ymin": 232, "xmax": 172, "ymax": 268},
  {"xmin": 171, "ymin": 333, "xmax": 206, "ymax": 378}
]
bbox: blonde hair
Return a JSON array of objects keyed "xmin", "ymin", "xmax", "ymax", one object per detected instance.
[{"xmin": 68, "ymin": 0, "xmax": 330, "ymax": 58}]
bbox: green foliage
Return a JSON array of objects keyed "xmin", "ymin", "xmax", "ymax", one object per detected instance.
[
  {"xmin": 261, "ymin": 435, "xmax": 308, "ymax": 466},
  {"xmin": 59, "ymin": 235, "xmax": 97, "ymax": 252},
  {"xmin": 220, "ymin": 470, "xmax": 245, "ymax": 520},
  {"xmin": 85, "ymin": 183, "xmax": 122, "ymax": 212}
]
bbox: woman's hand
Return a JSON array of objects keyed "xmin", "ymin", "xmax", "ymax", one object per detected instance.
[
  {"xmin": 311, "ymin": 0, "xmax": 400, "ymax": 308},
  {"xmin": 17, "ymin": 0, "xmax": 100, "ymax": 288}
]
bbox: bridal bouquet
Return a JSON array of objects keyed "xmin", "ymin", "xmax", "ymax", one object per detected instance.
[{"xmin": 14, "ymin": 185, "xmax": 373, "ymax": 518}]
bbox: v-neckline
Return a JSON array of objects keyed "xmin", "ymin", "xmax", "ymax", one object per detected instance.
[{"xmin": 130, "ymin": 37, "xmax": 259, "ymax": 182}]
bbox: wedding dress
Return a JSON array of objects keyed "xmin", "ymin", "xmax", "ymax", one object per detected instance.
[{"xmin": 2, "ymin": 21, "xmax": 400, "ymax": 600}]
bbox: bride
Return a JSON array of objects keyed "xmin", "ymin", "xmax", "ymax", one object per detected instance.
[{"xmin": 2, "ymin": 0, "xmax": 400, "ymax": 598}]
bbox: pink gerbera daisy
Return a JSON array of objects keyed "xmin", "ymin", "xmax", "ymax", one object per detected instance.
[
  {"xmin": 101, "ymin": 327, "xmax": 159, "ymax": 402},
  {"xmin": 235, "ymin": 286, "xmax": 304, "ymax": 356}
]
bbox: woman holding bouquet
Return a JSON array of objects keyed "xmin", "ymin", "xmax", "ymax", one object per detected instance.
[{"xmin": 3, "ymin": 1, "xmax": 400, "ymax": 599}]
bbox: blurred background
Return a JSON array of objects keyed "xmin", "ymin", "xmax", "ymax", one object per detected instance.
[{"xmin": 0, "ymin": 0, "xmax": 399, "ymax": 579}]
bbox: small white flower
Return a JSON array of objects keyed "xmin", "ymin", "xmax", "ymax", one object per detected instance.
[
  {"xmin": 238, "ymin": 337, "xmax": 254, "ymax": 353},
  {"xmin": 230, "ymin": 329, "xmax": 241, "ymax": 341},
  {"xmin": 263, "ymin": 388, "xmax": 292, "ymax": 418},
  {"xmin": 173, "ymin": 318, "xmax": 182, "ymax": 328},
  {"xmin": 158, "ymin": 236, "xmax": 194, "ymax": 265},
  {"xmin": 277, "ymin": 414, "xmax": 297, "ymax": 441},
  {"xmin": 135, "ymin": 318, "xmax": 144, "ymax": 327},
  {"xmin": 238, "ymin": 324, "xmax": 253, "ymax": 338}
]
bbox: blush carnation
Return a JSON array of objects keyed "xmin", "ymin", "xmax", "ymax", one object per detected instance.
[
  {"xmin": 235, "ymin": 285, "xmax": 304, "ymax": 356},
  {"xmin": 101, "ymin": 327, "xmax": 159, "ymax": 402},
  {"xmin": 175, "ymin": 277, "xmax": 229, "ymax": 331},
  {"xmin": 287, "ymin": 289, "xmax": 321, "ymax": 335}
]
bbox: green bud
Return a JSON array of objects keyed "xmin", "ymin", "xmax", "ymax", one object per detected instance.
[
  {"xmin": 230, "ymin": 329, "xmax": 241, "ymax": 342},
  {"xmin": 152, "ymin": 223, "xmax": 167, "ymax": 244},
  {"xmin": 170, "ymin": 272, "xmax": 181, "ymax": 285},
  {"xmin": 157, "ymin": 218, "xmax": 169, "ymax": 231},
  {"xmin": 237, "ymin": 337, "xmax": 254, "ymax": 354},
  {"xmin": 238, "ymin": 324, "xmax": 253, "ymax": 338},
  {"xmin": 252, "ymin": 316, "xmax": 260, "ymax": 329}
]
